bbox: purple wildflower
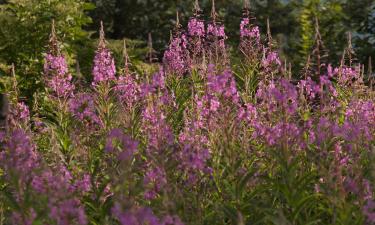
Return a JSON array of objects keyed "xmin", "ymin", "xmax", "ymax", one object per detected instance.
[
  {"xmin": 44, "ymin": 53, "xmax": 75, "ymax": 98},
  {"xmin": 363, "ymin": 200, "xmax": 375, "ymax": 224},
  {"xmin": 339, "ymin": 100, "xmax": 375, "ymax": 143},
  {"xmin": 240, "ymin": 18, "xmax": 260, "ymax": 42},
  {"xmin": 163, "ymin": 33, "xmax": 189, "ymax": 75},
  {"xmin": 92, "ymin": 47, "xmax": 116, "ymax": 85},
  {"xmin": 326, "ymin": 65, "xmax": 360, "ymax": 85},
  {"xmin": 69, "ymin": 93, "xmax": 100, "ymax": 125},
  {"xmin": 178, "ymin": 122, "xmax": 211, "ymax": 184},
  {"xmin": 256, "ymin": 78, "xmax": 298, "ymax": 115},
  {"xmin": 92, "ymin": 23, "xmax": 116, "ymax": 85},
  {"xmin": 11, "ymin": 209, "xmax": 37, "ymax": 225},
  {"xmin": 298, "ymin": 77, "xmax": 320, "ymax": 100},
  {"xmin": 143, "ymin": 165, "xmax": 167, "ymax": 200},
  {"xmin": 105, "ymin": 128, "xmax": 138, "ymax": 161},
  {"xmin": 188, "ymin": 18, "xmax": 205, "ymax": 37},
  {"xmin": 206, "ymin": 22, "xmax": 227, "ymax": 59},
  {"xmin": 141, "ymin": 100, "xmax": 174, "ymax": 151},
  {"xmin": 0, "ymin": 129, "xmax": 39, "ymax": 184},
  {"xmin": 262, "ymin": 50, "xmax": 281, "ymax": 71},
  {"xmin": 33, "ymin": 165, "xmax": 88, "ymax": 225},
  {"xmin": 12, "ymin": 102, "xmax": 30, "ymax": 124},
  {"xmin": 49, "ymin": 198, "xmax": 87, "ymax": 225},
  {"xmin": 115, "ymin": 74, "xmax": 140, "ymax": 109},
  {"xmin": 187, "ymin": 16, "xmax": 205, "ymax": 63},
  {"xmin": 207, "ymin": 68, "xmax": 240, "ymax": 104},
  {"xmin": 141, "ymin": 69, "xmax": 174, "ymax": 151},
  {"xmin": 112, "ymin": 203, "xmax": 183, "ymax": 225}
]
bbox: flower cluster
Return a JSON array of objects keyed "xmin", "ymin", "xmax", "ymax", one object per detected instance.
[
  {"xmin": 240, "ymin": 18, "xmax": 260, "ymax": 42},
  {"xmin": 0, "ymin": 130, "xmax": 88, "ymax": 225},
  {"xmin": 13, "ymin": 102, "xmax": 30, "ymax": 121},
  {"xmin": 3, "ymin": 4, "xmax": 375, "ymax": 225},
  {"xmin": 188, "ymin": 18, "xmax": 205, "ymax": 37},
  {"xmin": 105, "ymin": 128, "xmax": 138, "ymax": 161},
  {"xmin": 92, "ymin": 47, "xmax": 116, "ymax": 85},
  {"xmin": 163, "ymin": 33, "xmax": 189, "ymax": 75},
  {"xmin": 44, "ymin": 53, "xmax": 75, "ymax": 98},
  {"xmin": 112, "ymin": 203, "xmax": 184, "ymax": 225},
  {"xmin": 69, "ymin": 93, "xmax": 100, "ymax": 125},
  {"xmin": 262, "ymin": 51, "xmax": 282, "ymax": 71},
  {"xmin": 115, "ymin": 74, "xmax": 140, "ymax": 109}
]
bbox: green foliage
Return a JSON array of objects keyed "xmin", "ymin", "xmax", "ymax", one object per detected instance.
[{"xmin": 0, "ymin": 0, "xmax": 94, "ymax": 99}]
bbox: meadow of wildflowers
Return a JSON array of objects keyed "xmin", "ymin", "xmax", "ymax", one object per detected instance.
[{"xmin": 0, "ymin": 1, "xmax": 374, "ymax": 225}]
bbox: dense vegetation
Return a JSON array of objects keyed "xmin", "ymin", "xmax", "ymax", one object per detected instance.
[{"xmin": 0, "ymin": 0, "xmax": 374, "ymax": 225}]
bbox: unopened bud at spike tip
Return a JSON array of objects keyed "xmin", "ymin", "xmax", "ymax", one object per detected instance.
[
  {"xmin": 211, "ymin": 0, "xmax": 217, "ymax": 22},
  {"xmin": 176, "ymin": 11, "xmax": 180, "ymax": 27},
  {"xmin": 243, "ymin": 0, "xmax": 250, "ymax": 9},
  {"xmin": 49, "ymin": 19, "xmax": 59, "ymax": 55},
  {"xmin": 51, "ymin": 19, "xmax": 56, "ymax": 37},
  {"xmin": 98, "ymin": 21, "xmax": 106, "ymax": 49},
  {"xmin": 194, "ymin": 0, "xmax": 201, "ymax": 14},
  {"xmin": 242, "ymin": 0, "xmax": 250, "ymax": 17},
  {"xmin": 123, "ymin": 39, "xmax": 131, "ymax": 70},
  {"xmin": 266, "ymin": 18, "xmax": 273, "ymax": 48},
  {"xmin": 147, "ymin": 33, "xmax": 155, "ymax": 64}
]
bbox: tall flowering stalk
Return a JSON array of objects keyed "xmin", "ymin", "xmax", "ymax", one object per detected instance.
[
  {"xmin": 163, "ymin": 13, "xmax": 189, "ymax": 76},
  {"xmin": 259, "ymin": 20, "xmax": 282, "ymax": 78},
  {"xmin": 115, "ymin": 40, "xmax": 140, "ymax": 110},
  {"xmin": 92, "ymin": 22, "xmax": 116, "ymax": 86},
  {"xmin": 239, "ymin": 0, "xmax": 262, "ymax": 63},
  {"xmin": 254, "ymin": 79, "xmax": 302, "ymax": 148},
  {"xmin": 9, "ymin": 101, "xmax": 30, "ymax": 129},
  {"xmin": 178, "ymin": 99, "xmax": 211, "ymax": 184},
  {"xmin": 41, "ymin": 21, "xmax": 79, "ymax": 162},
  {"xmin": 90, "ymin": 22, "xmax": 118, "ymax": 130},
  {"xmin": 44, "ymin": 20, "xmax": 75, "ymax": 99},
  {"xmin": 4, "ymin": 65, "xmax": 30, "ymax": 130},
  {"xmin": 140, "ymin": 69, "xmax": 176, "ymax": 200},
  {"xmin": 187, "ymin": 0, "xmax": 205, "ymax": 66},
  {"xmin": 206, "ymin": 0, "xmax": 228, "ymax": 66}
]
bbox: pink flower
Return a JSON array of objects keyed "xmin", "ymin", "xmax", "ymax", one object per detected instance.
[
  {"xmin": 92, "ymin": 47, "xmax": 116, "ymax": 85},
  {"xmin": 44, "ymin": 53, "xmax": 75, "ymax": 98}
]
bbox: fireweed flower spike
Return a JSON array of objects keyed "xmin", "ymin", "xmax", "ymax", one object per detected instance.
[
  {"xmin": 206, "ymin": 0, "xmax": 228, "ymax": 64},
  {"xmin": 258, "ymin": 20, "xmax": 282, "ymax": 76},
  {"xmin": 44, "ymin": 20, "xmax": 75, "ymax": 98},
  {"xmin": 140, "ymin": 69, "xmax": 175, "ymax": 199},
  {"xmin": 122, "ymin": 39, "xmax": 131, "ymax": 75},
  {"xmin": 115, "ymin": 40, "xmax": 140, "ymax": 109},
  {"xmin": 163, "ymin": 11, "xmax": 189, "ymax": 76},
  {"xmin": 11, "ymin": 101, "xmax": 30, "ymax": 125},
  {"xmin": 239, "ymin": 0, "xmax": 262, "ymax": 62},
  {"xmin": 69, "ymin": 93, "xmax": 101, "ymax": 126},
  {"xmin": 188, "ymin": 0, "xmax": 205, "ymax": 65},
  {"xmin": 92, "ymin": 21, "xmax": 116, "ymax": 85},
  {"xmin": 178, "ymin": 111, "xmax": 211, "ymax": 184},
  {"xmin": 240, "ymin": 1, "xmax": 260, "ymax": 43},
  {"xmin": 105, "ymin": 128, "xmax": 138, "ymax": 161}
]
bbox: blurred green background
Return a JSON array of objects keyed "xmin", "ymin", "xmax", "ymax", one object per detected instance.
[{"xmin": 0, "ymin": 0, "xmax": 374, "ymax": 100}]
